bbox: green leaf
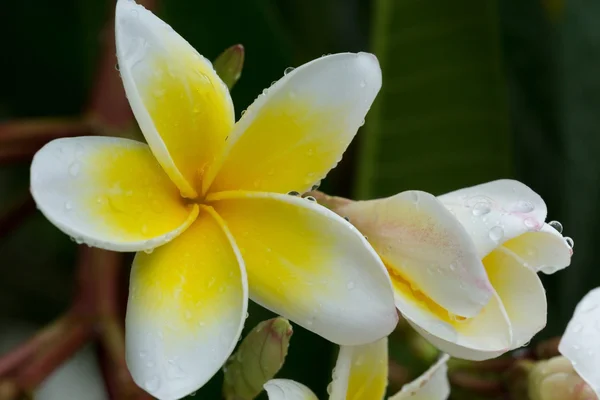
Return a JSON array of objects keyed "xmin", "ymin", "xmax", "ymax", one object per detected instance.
[{"xmin": 354, "ymin": 0, "xmax": 513, "ymax": 199}]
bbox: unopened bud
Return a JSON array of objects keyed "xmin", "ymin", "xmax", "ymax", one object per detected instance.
[
  {"xmin": 529, "ymin": 356, "xmax": 598, "ymax": 400},
  {"xmin": 223, "ymin": 317, "xmax": 293, "ymax": 400},
  {"xmin": 213, "ymin": 44, "xmax": 245, "ymax": 90}
]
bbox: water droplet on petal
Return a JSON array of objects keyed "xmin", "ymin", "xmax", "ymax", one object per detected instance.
[
  {"xmin": 146, "ymin": 361, "xmax": 155, "ymax": 368},
  {"xmin": 304, "ymin": 196, "xmax": 317, "ymax": 202},
  {"xmin": 565, "ymin": 237, "xmax": 574, "ymax": 249},
  {"xmin": 64, "ymin": 201, "xmax": 73, "ymax": 211},
  {"xmin": 548, "ymin": 220, "xmax": 563, "ymax": 233},
  {"xmin": 311, "ymin": 183, "xmax": 320, "ymax": 191},
  {"xmin": 144, "ymin": 248, "xmax": 154, "ymax": 254},
  {"xmin": 512, "ymin": 200, "xmax": 535, "ymax": 213},
  {"xmin": 141, "ymin": 225, "xmax": 148, "ymax": 234},
  {"xmin": 573, "ymin": 324, "xmax": 583, "ymax": 333},
  {"xmin": 359, "ymin": 80, "xmax": 366, "ymax": 88},
  {"xmin": 284, "ymin": 66, "xmax": 295, "ymax": 75},
  {"xmin": 68, "ymin": 162, "xmax": 81, "ymax": 177},
  {"xmin": 287, "ymin": 191, "xmax": 300, "ymax": 196},
  {"xmin": 347, "ymin": 281, "xmax": 355, "ymax": 290},
  {"xmin": 489, "ymin": 226, "xmax": 504, "ymax": 242},
  {"xmin": 524, "ymin": 217, "xmax": 538, "ymax": 230},
  {"xmin": 472, "ymin": 202, "xmax": 491, "ymax": 216},
  {"xmin": 144, "ymin": 376, "xmax": 160, "ymax": 392},
  {"xmin": 140, "ymin": 351, "xmax": 147, "ymax": 358}
]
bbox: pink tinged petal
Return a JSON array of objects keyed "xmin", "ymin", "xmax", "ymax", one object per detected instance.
[
  {"xmin": 389, "ymin": 354, "xmax": 450, "ymax": 400},
  {"xmin": 559, "ymin": 287, "xmax": 600, "ymax": 399},
  {"xmin": 503, "ymin": 223, "xmax": 572, "ymax": 275},
  {"xmin": 484, "ymin": 247, "xmax": 547, "ymax": 349},
  {"xmin": 438, "ymin": 179, "xmax": 547, "ymax": 258},
  {"xmin": 337, "ymin": 191, "xmax": 493, "ymax": 319}
]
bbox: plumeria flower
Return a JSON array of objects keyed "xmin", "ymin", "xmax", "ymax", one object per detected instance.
[
  {"xmin": 319, "ymin": 179, "xmax": 572, "ymax": 361},
  {"xmin": 29, "ymin": 0, "xmax": 398, "ymax": 398},
  {"xmin": 551, "ymin": 287, "xmax": 600, "ymax": 399},
  {"xmin": 264, "ymin": 337, "xmax": 450, "ymax": 400}
]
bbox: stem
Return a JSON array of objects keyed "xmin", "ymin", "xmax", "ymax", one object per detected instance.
[
  {"xmin": 449, "ymin": 370, "xmax": 504, "ymax": 395},
  {"xmin": 0, "ymin": 195, "xmax": 35, "ymax": 239},
  {"xmin": 0, "ymin": 119, "xmax": 93, "ymax": 144}
]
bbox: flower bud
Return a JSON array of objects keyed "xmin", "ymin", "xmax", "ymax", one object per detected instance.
[
  {"xmin": 213, "ymin": 44, "xmax": 245, "ymax": 90},
  {"xmin": 223, "ymin": 317, "xmax": 293, "ymax": 400},
  {"xmin": 529, "ymin": 356, "xmax": 598, "ymax": 400}
]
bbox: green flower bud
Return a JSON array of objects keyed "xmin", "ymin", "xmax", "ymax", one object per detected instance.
[
  {"xmin": 223, "ymin": 317, "xmax": 293, "ymax": 400},
  {"xmin": 213, "ymin": 44, "xmax": 245, "ymax": 90},
  {"xmin": 529, "ymin": 356, "xmax": 597, "ymax": 400}
]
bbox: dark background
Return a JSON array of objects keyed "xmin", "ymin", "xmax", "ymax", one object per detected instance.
[{"xmin": 1, "ymin": 0, "xmax": 599, "ymax": 398}]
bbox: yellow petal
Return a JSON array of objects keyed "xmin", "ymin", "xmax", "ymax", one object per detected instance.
[
  {"xmin": 205, "ymin": 53, "xmax": 381, "ymax": 195},
  {"xmin": 30, "ymin": 137, "xmax": 198, "ymax": 252},
  {"xmin": 389, "ymin": 354, "xmax": 450, "ymax": 400},
  {"xmin": 208, "ymin": 191, "xmax": 398, "ymax": 345},
  {"xmin": 116, "ymin": 0, "xmax": 235, "ymax": 198},
  {"xmin": 328, "ymin": 338, "xmax": 388, "ymax": 400},
  {"xmin": 484, "ymin": 247, "xmax": 546, "ymax": 349},
  {"xmin": 126, "ymin": 206, "xmax": 248, "ymax": 400}
]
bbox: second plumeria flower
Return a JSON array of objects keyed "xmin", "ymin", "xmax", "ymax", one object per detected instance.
[
  {"xmin": 29, "ymin": 1, "xmax": 397, "ymax": 398},
  {"xmin": 264, "ymin": 337, "xmax": 451, "ymax": 400},
  {"xmin": 319, "ymin": 179, "xmax": 572, "ymax": 361}
]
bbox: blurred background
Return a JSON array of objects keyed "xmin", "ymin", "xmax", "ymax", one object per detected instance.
[{"xmin": 0, "ymin": 0, "xmax": 598, "ymax": 398}]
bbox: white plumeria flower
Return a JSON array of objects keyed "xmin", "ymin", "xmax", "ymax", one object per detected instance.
[
  {"xmin": 263, "ymin": 337, "xmax": 450, "ymax": 400},
  {"xmin": 326, "ymin": 179, "xmax": 572, "ymax": 361},
  {"xmin": 558, "ymin": 287, "xmax": 600, "ymax": 399},
  {"xmin": 29, "ymin": 1, "xmax": 397, "ymax": 398}
]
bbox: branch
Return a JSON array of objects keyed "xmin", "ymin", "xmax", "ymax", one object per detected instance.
[{"xmin": 0, "ymin": 195, "xmax": 35, "ymax": 239}]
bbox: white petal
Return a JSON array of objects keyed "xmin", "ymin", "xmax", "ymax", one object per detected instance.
[
  {"xmin": 264, "ymin": 380, "xmax": 318, "ymax": 400},
  {"xmin": 403, "ymin": 291, "xmax": 512, "ymax": 361},
  {"xmin": 208, "ymin": 191, "xmax": 398, "ymax": 346},
  {"xmin": 116, "ymin": 0, "xmax": 235, "ymax": 198},
  {"xmin": 559, "ymin": 287, "xmax": 600, "ymax": 398},
  {"xmin": 337, "ymin": 191, "xmax": 493, "ymax": 319},
  {"xmin": 205, "ymin": 52, "xmax": 381, "ymax": 195},
  {"xmin": 329, "ymin": 338, "xmax": 388, "ymax": 400},
  {"xmin": 438, "ymin": 179, "xmax": 547, "ymax": 258},
  {"xmin": 503, "ymin": 223, "xmax": 572, "ymax": 274},
  {"xmin": 389, "ymin": 354, "xmax": 450, "ymax": 400},
  {"xmin": 30, "ymin": 137, "xmax": 198, "ymax": 252},
  {"xmin": 126, "ymin": 207, "xmax": 248, "ymax": 400},
  {"xmin": 484, "ymin": 247, "xmax": 546, "ymax": 349}
]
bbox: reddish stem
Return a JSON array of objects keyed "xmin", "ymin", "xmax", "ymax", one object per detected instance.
[
  {"xmin": 449, "ymin": 370, "xmax": 504, "ymax": 395},
  {"xmin": 0, "ymin": 195, "xmax": 35, "ymax": 239}
]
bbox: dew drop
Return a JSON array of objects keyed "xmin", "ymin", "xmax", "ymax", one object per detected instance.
[
  {"xmin": 524, "ymin": 217, "xmax": 538, "ymax": 230},
  {"xmin": 284, "ymin": 66, "xmax": 295, "ymax": 75},
  {"xmin": 549, "ymin": 220, "xmax": 563, "ymax": 233},
  {"xmin": 565, "ymin": 237, "xmax": 574, "ymax": 249},
  {"xmin": 512, "ymin": 200, "xmax": 535, "ymax": 213},
  {"xmin": 68, "ymin": 162, "xmax": 81, "ymax": 177},
  {"xmin": 489, "ymin": 226, "xmax": 504, "ymax": 242},
  {"xmin": 359, "ymin": 81, "xmax": 366, "ymax": 88},
  {"xmin": 144, "ymin": 376, "xmax": 160, "ymax": 392},
  {"xmin": 311, "ymin": 183, "xmax": 320, "ymax": 191},
  {"xmin": 64, "ymin": 201, "xmax": 73, "ymax": 211},
  {"xmin": 287, "ymin": 191, "xmax": 300, "ymax": 196},
  {"xmin": 144, "ymin": 248, "xmax": 154, "ymax": 254},
  {"xmin": 304, "ymin": 196, "xmax": 317, "ymax": 202},
  {"xmin": 449, "ymin": 263, "xmax": 456, "ymax": 271},
  {"xmin": 573, "ymin": 324, "xmax": 583, "ymax": 333},
  {"xmin": 347, "ymin": 281, "xmax": 355, "ymax": 290},
  {"xmin": 141, "ymin": 225, "xmax": 148, "ymax": 235},
  {"xmin": 472, "ymin": 202, "xmax": 491, "ymax": 216},
  {"xmin": 146, "ymin": 361, "xmax": 155, "ymax": 368}
]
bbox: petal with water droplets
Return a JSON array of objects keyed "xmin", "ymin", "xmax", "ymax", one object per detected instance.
[
  {"xmin": 389, "ymin": 354, "xmax": 450, "ymax": 400},
  {"xmin": 207, "ymin": 191, "xmax": 398, "ymax": 345},
  {"xmin": 438, "ymin": 179, "xmax": 547, "ymax": 258},
  {"xmin": 335, "ymin": 191, "xmax": 493, "ymax": 319},
  {"xmin": 559, "ymin": 287, "xmax": 600, "ymax": 399},
  {"xmin": 328, "ymin": 338, "xmax": 388, "ymax": 400},
  {"xmin": 30, "ymin": 137, "xmax": 198, "ymax": 252},
  {"xmin": 264, "ymin": 380, "xmax": 318, "ymax": 400},
  {"xmin": 502, "ymin": 223, "xmax": 572, "ymax": 274},
  {"xmin": 204, "ymin": 52, "xmax": 381, "ymax": 195},
  {"xmin": 116, "ymin": 0, "xmax": 235, "ymax": 198},
  {"xmin": 126, "ymin": 206, "xmax": 247, "ymax": 400}
]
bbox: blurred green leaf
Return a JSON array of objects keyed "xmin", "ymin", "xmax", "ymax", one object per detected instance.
[{"xmin": 355, "ymin": 0, "xmax": 513, "ymax": 199}]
